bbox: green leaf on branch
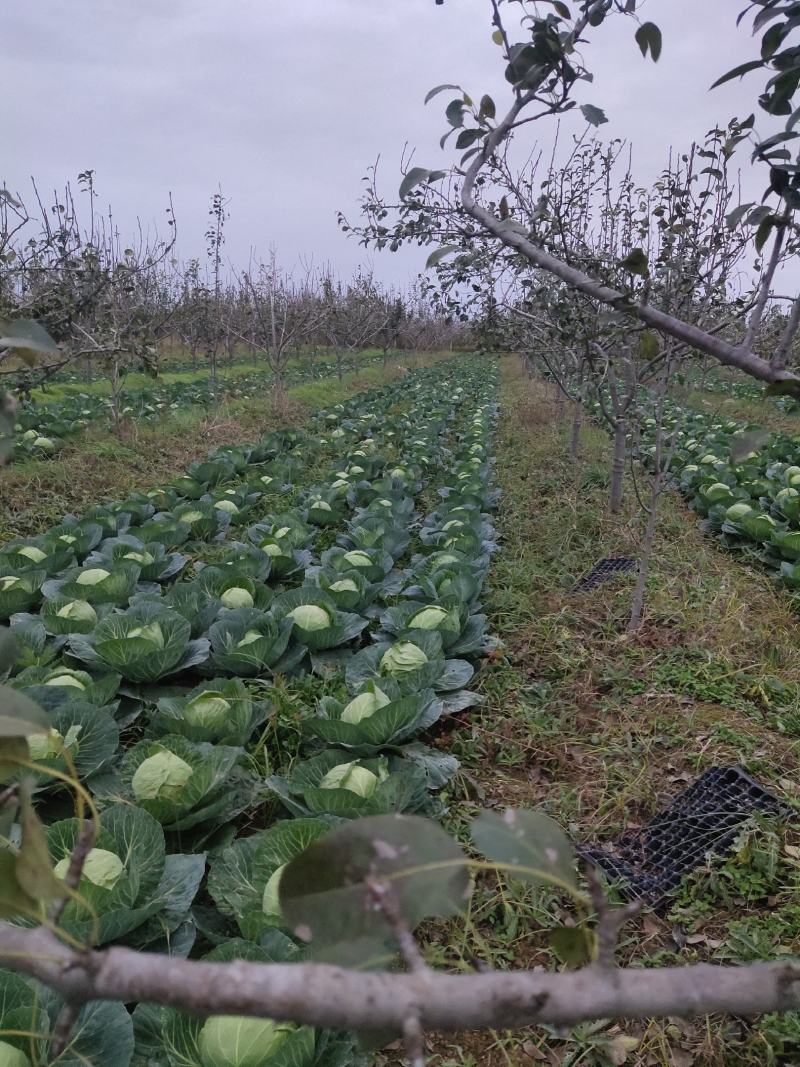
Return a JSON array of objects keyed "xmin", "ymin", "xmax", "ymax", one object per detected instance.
[
  {"xmin": 425, "ymin": 245, "xmax": 461, "ymax": 269},
  {"xmin": 446, "ymin": 99, "xmax": 466, "ymax": 128},
  {"xmin": 0, "ymin": 319, "xmax": 58, "ymax": 358},
  {"xmin": 424, "ymin": 83, "xmax": 461, "ymax": 105},
  {"xmin": 0, "ymin": 628, "xmax": 17, "ymax": 677},
  {"xmin": 619, "ymin": 247, "xmax": 650, "ymax": 276},
  {"xmin": 726, "ymin": 202, "xmax": 755, "ymax": 229},
  {"xmin": 548, "ymin": 925, "xmax": 594, "ymax": 967},
  {"xmin": 455, "ymin": 129, "xmax": 483, "ymax": 149},
  {"xmin": 479, "ymin": 94, "xmax": 496, "ymax": 120},
  {"xmin": 0, "ymin": 409, "xmax": 13, "ymax": 464},
  {"xmin": 638, "ymin": 330, "xmax": 660, "ymax": 359},
  {"xmin": 580, "ymin": 104, "xmax": 608, "ymax": 127},
  {"xmin": 470, "ymin": 808, "xmax": 579, "ymax": 894},
  {"xmin": 16, "ymin": 783, "xmax": 67, "ymax": 903},
  {"xmin": 399, "ymin": 167, "xmax": 431, "ymax": 199},
  {"xmin": 755, "ymin": 214, "xmax": 778, "ymax": 253},
  {"xmin": 0, "ymin": 851, "xmax": 37, "ymax": 919},
  {"xmin": 730, "ymin": 429, "xmax": 771, "ymax": 462},
  {"xmin": 765, "ymin": 378, "xmax": 800, "ymax": 399},
  {"xmin": 279, "ymin": 814, "xmax": 470, "ymax": 955},
  {"xmin": 710, "ymin": 59, "xmax": 765, "ymax": 90},
  {"xmin": 0, "ymin": 684, "xmax": 49, "ymax": 738},
  {"xmin": 634, "ymin": 22, "xmax": 662, "ymax": 62}
]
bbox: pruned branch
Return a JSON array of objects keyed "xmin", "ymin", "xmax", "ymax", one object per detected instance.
[{"xmin": 2, "ymin": 921, "xmax": 800, "ymax": 1033}]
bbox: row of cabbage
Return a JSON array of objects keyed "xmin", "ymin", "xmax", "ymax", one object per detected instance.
[
  {"xmin": 691, "ymin": 371, "xmax": 799, "ymax": 413},
  {"xmin": 584, "ymin": 389, "xmax": 800, "ymax": 585},
  {"xmin": 9, "ymin": 351, "xmax": 389, "ymax": 461},
  {"xmin": 0, "ymin": 357, "xmax": 500, "ymax": 1067}
]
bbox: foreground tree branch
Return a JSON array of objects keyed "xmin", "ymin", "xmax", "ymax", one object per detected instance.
[{"xmin": 4, "ymin": 921, "xmax": 800, "ymax": 1032}]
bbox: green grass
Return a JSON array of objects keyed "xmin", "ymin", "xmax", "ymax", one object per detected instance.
[{"xmin": 417, "ymin": 358, "xmax": 800, "ymax": 1067}]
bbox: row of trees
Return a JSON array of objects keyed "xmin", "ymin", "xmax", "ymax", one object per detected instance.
[{"xmin": 0, "ymin": 175, "xmax": 470, "ymax": 416}]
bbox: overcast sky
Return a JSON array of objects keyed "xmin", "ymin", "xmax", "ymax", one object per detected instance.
[{"xmin": 2, "ymin": 0, "xmax": 772, "ymax": 288}]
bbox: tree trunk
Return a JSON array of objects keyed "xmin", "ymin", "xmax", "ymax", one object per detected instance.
[
  {"xmin": 628, "ymin": 479, "xmax": 659, "ymax": 631},
  {"xmin": 569, "ymin": 395, "xmax": 583, "ymax": 459},
  {"xmin": 110, "ymin": 358, "xmax": 122, "ymax": 438},
  {"xmin": 610, "ymin": 422, "xmax": 626, "ymax": 514}
]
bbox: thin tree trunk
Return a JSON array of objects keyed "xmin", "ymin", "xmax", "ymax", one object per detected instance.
[
  {"xmin": 610, "ymin": 422, "xmax": 626, "ymax": 514},
  {"xmin": 569, "ymin": 395, "xmax": 583, "ymax": 458},
  {"xmin": 110, "ymin": 358, "xmax": 122, "ymax": 438},
  {"xmin": 628, "ymin": 474, "xmax": 659, "ymax": 631}
]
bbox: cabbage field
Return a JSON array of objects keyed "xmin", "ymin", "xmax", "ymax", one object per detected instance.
[
  {"xmin": 0, "ymin": 356, "xmax": 498, "ymax": 1065},
  {"xmin": 6, "ymin": 351, "xmax": 390, "ymax": 463}
]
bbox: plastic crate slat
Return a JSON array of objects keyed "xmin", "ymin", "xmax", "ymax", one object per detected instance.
[
  {"xmin": 571, "ymin": 557, "xmax": 638, "ymax": 593},
  {"xmin": 577, "ymin": 766, "xmax": 793, "ymax": 907}
]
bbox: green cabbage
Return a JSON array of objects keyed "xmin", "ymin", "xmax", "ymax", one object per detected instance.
[
  {"xmin": 340, "ymin": 687, "xmax": 391, "ymax": 724},
  {"xmin": 261, "ymin": 863, "xmax": 286, "ymax": 917},
  {"xmin": 54, "ymin": 847, "xmax": 124, "ymax": 891},
  {"xmin": 44, "ymin": 672, "xmax": 86, "ymax": 690},
  {"xmin": 237, "ymin": 629, "xmax": 264, "ymax": 647},
  {"xmin": 16, "ymin": 546, "xmax": 46, "ymax": 563},
  {"xmin": 55, "ymin": 599, "xmax": 97, "ymax": 624},
  {"xmin": 409, "ymin": 606, "xmax": 449, "ymax": 630},
  {"xmin": 343, "ymin": 551, "xmax": 372, "ymax": 568},
  {"xmin": 725, "ymin": 503, "xmax": 753, "ymax": 521},
  {"xmin": 75, "ymin": 568, "xmax": 111, "ymax": 586},
  {"xmin": 287, "ymin": 604, "xmax": 331, "ymax": 632},
  {"xmin": 329, "ymin": 579, "xmax": 359, "ymax": 593},
  {"xmin": 132, "ymin": 750, "xmax": 194, "ymax": 802},
  {"xmin": 220, "ymin": 586, "xmax": 255, "ymax": 609},
  {"xmin": 380, "ymin": 641, "xmax": 428, "ymax": 675},
  {"xmin": 184, "ymin": 693, "xmax": 231, "ymax": 730},
  {"xmin": 318, "ymin": 761, "xmax": 384, "ymax": 797},
  {"xmin": 126, "ymin": 622, "xmax": 166, "ymax": 649},
  {"xmin": 198, "ymin": 1016, "xmax": 304, "ymax": 1067},
  {"xmin": 0, "ymin": 1041, "xmax": 31, "ymax": 1067},
  {"xmin": 28, "ymin": 727, "xmax": 65, "ymax": 761},
  {"xmin": 122, "ymin": 549, "xmax": 155, "ymax": 566},
  {"xmin": 214, "ymin": 499, "xmax": 240, "ymax": 514}
]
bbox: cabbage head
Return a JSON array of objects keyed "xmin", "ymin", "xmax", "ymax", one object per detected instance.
[
  {"xmin": 198, "ymin": 1016, "xmax": 314, "ymax": 1067},
  {"xmin": 0, "ymin": 1041, "xmax": 31, "ymax": 1067},
  {"xmin": 132, "ymin": 750, "xmax": 194, "ymax": 802},
  {"xmin": 261, "ymin": 863, "xmax": 286, "ymax": 917},
  {"xmin": 380, "ymin": 641, "xmax": 428, "ymax": 675},
  {"xmin": 340, "ymin": 686, "xmax": 391, "ymax": 724},
  {"xmin": 54, "ymin": 847, "xmax": 124, "ymax": 891},
  {"xmin": 318, "ymin": 761, "xmax": 386, "ymax": 797},
  {"xmin": 287, "ymin": 604, "xmax": 332, "ymax": 632},
  {"xmin": 68, "ymin": 605, "xmax": 209, "ymax": 682},
  {"xmin": 152, "ymin": 678, "xmax": 260, "ymax": 745}
]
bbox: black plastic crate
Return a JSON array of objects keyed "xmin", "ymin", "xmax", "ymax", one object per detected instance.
[
  {"xmin": 571, "ymin": 557, "xmax": 637, "ymax": 593},
  {"xmin": 577, "ymin": 766, "xmax": 794, "ymax": 907}
]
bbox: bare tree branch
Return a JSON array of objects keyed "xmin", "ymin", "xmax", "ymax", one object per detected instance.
[{"xmin": 3, "ymin": 921, "xmax": 800, "ymax": 1033}]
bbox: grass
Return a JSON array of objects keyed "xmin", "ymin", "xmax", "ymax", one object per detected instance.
[
  {"xmin": 403, "ymin": 357, "xmax": 800, "ymax": 1067},
  {"xmin": 1, "ymin": 352, "xmax": 444, "ymax": 542}
]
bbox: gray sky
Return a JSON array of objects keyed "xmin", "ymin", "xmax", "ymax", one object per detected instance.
[{"xmin": 2, "ymin": 0, "xmax": 771, "ymax": 287}]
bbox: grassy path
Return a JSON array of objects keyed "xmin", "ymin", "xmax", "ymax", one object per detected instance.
[
  {"xmin": 1, "ymin": 355, "xmax": 441, "ymax": 542},
  {"xmin": 421, "ymin": 358, "xmax": 800, "ymax": 1067}
]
